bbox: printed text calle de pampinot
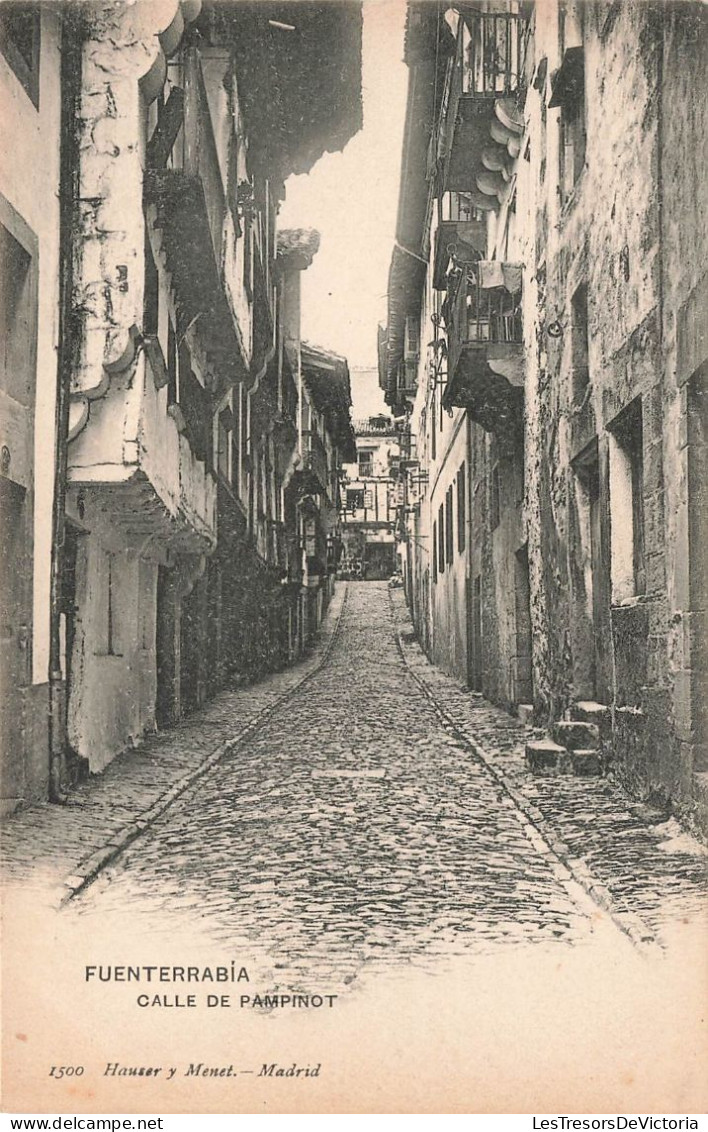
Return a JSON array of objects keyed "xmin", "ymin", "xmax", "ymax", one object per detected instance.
[{"xmin": 83, "ymin": 965, "xmax": 338, "ymax": 1010}]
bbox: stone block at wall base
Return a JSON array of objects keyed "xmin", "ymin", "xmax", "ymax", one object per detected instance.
[
  {"xmin": 526, "ymin": 739, "xmax": 570, "ymax": 775},
  {"xmin": 571, "ymin": 700, "xmax": 612, "ymax": 741},
  {"xmin": 552, "ymin": 719, "xmax": 601, "ymax": 750}
]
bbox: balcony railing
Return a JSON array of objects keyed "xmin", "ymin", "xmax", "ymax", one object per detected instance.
[
  {"xmin": 443, "ymin": 11, "xmax": 529, "ymax": 199},
  {"xmin": 449, "ymin": 263, "xmax": 522, "ymax": 356},
  {"xmin": 461, "ymin": 12, "xmax": 528, "ymax": 97},
  {"xmin": 443, "ymin": 262, "xmax": 524, "ymax": 437}
]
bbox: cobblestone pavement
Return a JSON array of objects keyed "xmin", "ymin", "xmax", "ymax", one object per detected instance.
[
  {"xmin": 4, "ymin": 582, "xmax": 706, "ymax": 990},
  {"xmin": 390, "ymin": 589, "xmax": 708, "ymax": 943},
  {"xmin": 66, "ymin": 583, "xmax": 614, "ymax": 983},
  {"xmin": 0, "ymin": 586, "xmax": 346, "ymax": 898}
]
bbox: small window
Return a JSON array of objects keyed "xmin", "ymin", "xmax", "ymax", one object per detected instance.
[
  {"xmin": 243, "ymin": 217, "xmax": 253, "ymax": 299},
  {"xmin": 457, "ymin": 462, "xmax": 466, "ymax": 553},
  {"xmin": 0, "ymin": 2, "xmax": 40, "ymax": 107},
  {"xmin": 432, "ymin": 520, "xmax": 438, "ymax": 583},
  {"xmin": 446, "ymin": 485, "xmax": 454, "ymax": 565},
  {"xmin": 346, "ymin": 488, "xmax": 364, "ymax": 512},
  {"xmin": 551, "ymin": 46, "xmax": 586, "ymax": 203},
  {"xmin": 405, "ymin": 314, "xmax": 419, "ymax": 360},
  {"xmin": 438, "ymin": 503, "xmax": 445, "ymax": 575},
  {"xmin": 571, "ymin": 282, "xmax": 589, "ymax": 402},
  {"xmin": 0, "ymin": 220, "xmax": 35, "ymax": 407},
  {"xmin": 358, "ymin": 448, "xmax": 374, "ymax": 478},
  {"xmin": 431, "ymin": 395, "xmax": 437, "ymax": 461}
]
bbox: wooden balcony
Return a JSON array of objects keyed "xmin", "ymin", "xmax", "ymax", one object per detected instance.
[
  {"xmin": 433, "ymin": 218, "xmax": 486, "ymax": 290},
  {"xmin": 304, "ymin": 431, "xmax": 331, "ymax": 498},
  {"xmin": 444, "ymin": 11, "xmax": 528, "ymax": 201},
  {"xmin": 144, "ymin": 48, "xmax": 242, "ymax": 379},
  {"xmin": 67, "ymin": 345, "xmax": 217, "ymax": 557},
  {"xmin": 443, "ymin": 262, "xmax": 524, "ymax": 439}
]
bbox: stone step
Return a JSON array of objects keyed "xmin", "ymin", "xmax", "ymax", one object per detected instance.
[
  {"xmin": 525, "ymin": 739, "xmax": 571, "ymax": 776},
  {"xmin": 570, "ymin": 749, "xmax": 603, "ymax": 777},
  {"xmin": 570, "ymin": 700, "xmax": 612, "ymax": 740},
  {"xmin": 552, "ymin": 719, "xmax": 601, "ymax": 750},
  {"xmin": 517, "ymin": 703, "xmax": 534, "ymax": 725}
]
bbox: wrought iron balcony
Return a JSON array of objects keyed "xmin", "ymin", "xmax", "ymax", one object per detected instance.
[{"xmin": 443, "ymin": 262, "xmax": 524, "ymax": 438}]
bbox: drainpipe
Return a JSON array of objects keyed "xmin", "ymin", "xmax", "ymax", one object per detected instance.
[{"xmin": 48, "ymin": 8, "xmax": 81, "ymax": 803}]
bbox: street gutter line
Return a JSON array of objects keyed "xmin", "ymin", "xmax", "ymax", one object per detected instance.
[
  {"xmin": 57, "ymin": 584, "xmax": 350, "ymax": 909},
  {"xmin": 389, "ymin": 590, "xmax": 662, "ymax": 957}
]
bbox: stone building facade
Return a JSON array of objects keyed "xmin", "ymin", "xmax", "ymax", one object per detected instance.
[
  {"xmin": 0, "ymin": 0, "xmax": 361, "ymax": 807},
  {"xmin": 0, "ymin": 3, "xmax": 64, "ymax": 810},
  {"xmin": 340, "ymin": 414, "xmax": 400, "ymax": 581},
  {"xmin": 382, "ymin": 0, "xmax": 707, "ymax": 834}
]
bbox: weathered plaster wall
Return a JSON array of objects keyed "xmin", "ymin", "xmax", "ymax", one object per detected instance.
[
  {"xmin": 0, "ymin": 8, "xmax": 61, "ymax": 689},
  {"xmin": 0, "ymin": 8, "xmax": 62, "ymax": 805},
  {"xmin": 67, "ymin": 517, "xmax": 159, "ymax": 771}
]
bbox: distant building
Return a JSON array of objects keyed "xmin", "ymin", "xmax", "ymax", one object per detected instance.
[{"xmin": 340, "ymin": 414, "xmax": 400, "ymax": 581}]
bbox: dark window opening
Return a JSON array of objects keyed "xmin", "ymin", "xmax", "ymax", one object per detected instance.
[
  {"xmin": 346, "ymin": 488, "xmax": 365, "ymax": 512},
  {"xmin": 0, "ymin": 221, "xmax": 34, "ymax": 407},
  {"xmin": 446, "ymin": 485, "xmax": 454, "ymax": 565},
  {"xmin": 438, "ymin": 503, "xmax": 445, "ymax": 575},
  {"xmin": 457, "ymin": 462, "xmax": 466, "ymax": 553},
  {"xmin": 432, "ymin": 520, "xmax": 438, "ymax": 583},
  {"xmin": 551, "ymin": 38, "xmax": 586, "ymax": 204},
  {"xmin": 0, "ymin": 2, "xmax": 40, "ymax": 107},
  {"xmin": 560, "ymin": 96, "xmax": 586, "ymax": 200},
  {"xmin": 431, "ymin": 395, "xmax": 437, "ymax": 461},
  {"xmin": 571, "ymin": 282, "xmax": 589, "ymax": 402}
]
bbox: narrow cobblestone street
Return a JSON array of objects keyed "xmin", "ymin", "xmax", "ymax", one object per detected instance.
[{"xmin": 47, "ymin": 582, "xmax": 703, "ymax": 987}]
